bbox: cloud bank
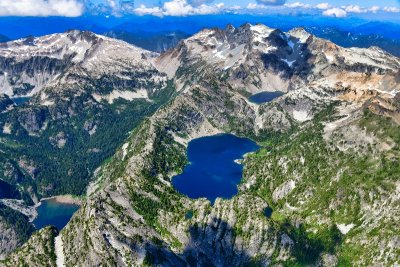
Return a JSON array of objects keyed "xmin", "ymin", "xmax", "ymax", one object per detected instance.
[
  {"xmin": 1, "ymin": 0, "xmax": 398, "ymax": 18},
  {"xmin": 0, "ymin": 0, "xmax": 84, "ymax": 17},
  {"xmin": 135, "ymin": 0, "xmax": 224, "ymax": 17},
  {"xmin": 322, "ymin": 7, "xmax": 347, "ymax": 17}
]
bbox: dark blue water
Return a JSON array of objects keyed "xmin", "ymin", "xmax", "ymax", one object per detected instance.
[
  {"xmin": 264, "ymin": 207, "xmax": 273, "ymax": 218},
  {"xmin": 33, "ymin": 199, "xmax": 80, "ymax": 230},
  {"xmin": 11, "ymin": 97, "xmax": 31, "ymax": 106},
  {"xmin": 172, "ymin": 134, "xmax": 259, "ymax": 203},
  {"xmin": 0, "ymin": 179, "xmax": 19, "ymax": 199},
  {"xmin": 185, "ymin": 211, "xmax": 193, "ymax": 219},
  {"xmin": 249, "ymin": 91, "xmax": 284, "ymax": 104}
]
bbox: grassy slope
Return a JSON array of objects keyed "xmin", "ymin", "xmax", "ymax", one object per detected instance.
[{"xmin": 243, "ymin": 104, "xmax": 400, "ymax": 265}]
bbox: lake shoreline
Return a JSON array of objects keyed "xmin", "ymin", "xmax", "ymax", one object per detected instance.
[
  {"xmin": 39, "ymin": 195, "xmax": 82, "ymax": 205},
  {"xmin": 33, "ymin": 195, "xmax": 81, "ymax": 230},
  {"xmin": 0, "ymin": 195, "xmax": 82, "ymax": 224},
  {"xmin": 172, "ymin": 134, "xmax": 259, "ymax": 204}
]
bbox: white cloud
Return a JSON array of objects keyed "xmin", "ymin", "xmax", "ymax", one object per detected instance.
[
  {"xmin": 247, "ymin": 3, "xmax": 258, "ymax": 9},
  {"xmin": 315, "ymin": 2, "xmax": 330, "ymax": 10},
  {"xmin": 343, "ymin": 5, "xmax": 365, "ymax": 13},
  {"xmin": 107, "ymin": 0, "xmax": 116, "ymax": 9},
  {"xmin": 246, "ymin": 3, "xmax": 268, "ymax": 9},
  {"xmin": 134, "ymin": 0, "xmax": 223, "ymax": 17},
  {"xmin": 229, "ymin": 5, "xmax": 241, "ymax": 10},
  {"xmin": 163, "ymin": 0, "xmax": 196, "ymax": 16},
  {"xmin": 369, "ymin": 6, "xmax": 380, "ymax": 13},
  {"xmin": 336, "ymin": 5, "xmax": 389, "ymax": 14},
  {"xmin": 0, "ymin": 0, "xmax": 84, "ymax": 17},
  {"xmin": 323, "ymin": 7, "xmax": 347, "ymax": 17},
  {"xmin": 383, "ymin": 6, "xmax": 400, "ymax": 13},
  {"xmin": 134, "ymin": 5, "xmax": 163, "ymax": 16},
  {"xmin": 285, "ymin": 2, "xmax": 311, "ymax": 9}
]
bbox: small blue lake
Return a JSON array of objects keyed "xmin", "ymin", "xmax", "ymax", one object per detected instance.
[
  {"xmin": 11, "ymin": 97, "xmax": 31, "ymax": 106},
  {"xmin": 172, "ymin": 134, "xmax": 259, "ymax": 204},
  {"xmin": 33, "ymin": 199, "xmax": 80, "ymax": 231},
  {"xmin": 249, "ymin": 91, "xmax": 284, "ymax": 104}
]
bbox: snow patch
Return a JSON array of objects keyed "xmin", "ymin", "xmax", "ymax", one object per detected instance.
[
  {"xmin": 325, "ymin": 54, "xmax": 335, "ymax": 63},
  {"xmin": 2, "ymin": 123, "xmax": 11, "ymax": 134},
  {"xmin": 336, "ymin": 223, "xmax": 355, "ymax": 235},
  {"xmin": 292, "ymin": 110, "xmax": 311, "ymax": 122},
  {"xmin": 282, "ymin": 58, "xmax": 296, "ymax": 67},
  {"xmin": 55, "ymin": 234, "xmax": 65, "ymax": 267},
  {"xmin": 122, "ymin": 143, "xmax": 129, "ymax": 160},
  {"xmin": 251, "ymin": 24, "xmax": 274, "ymax": 43},
  {"xmin": 42, "ymin": 100, "xmax": 55, "ymax": 106},
  {"xmin": 92, "ymin": 89, "xmax": 149, "ymax": 104}
]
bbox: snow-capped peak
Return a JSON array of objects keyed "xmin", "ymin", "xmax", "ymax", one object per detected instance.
[
  {"xmin": 288, "ymin": 27, "xmax": 312, "ymax": 43},
  {"xmin": 0, "ymin": 30, "xmax": 165, "ymax": 98}
]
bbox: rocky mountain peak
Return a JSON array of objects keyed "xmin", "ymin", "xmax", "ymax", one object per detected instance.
[
  {"xmin": 287, "ymin": 27, "xmax": 313, "ymax": 43},
  {"xmin": 225, "ymin": 23, "xmax": 235, "ymax": 33},
  {"xmin": 0, "ymin": 30, "xmax": 166, "ymax": 98}
]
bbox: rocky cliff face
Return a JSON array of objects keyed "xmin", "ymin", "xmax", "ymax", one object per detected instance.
[
  {"xmin": 0, "ymin": 226, "xmax": 58, "ymax": 266},
  {"xmin": 0, "ymin": 30, "xmax": 166, "ymax": 98},
  {"xmin": 157, "ymin": 24, "xmax": 399, "ymax": 95},
  {"xmin": 0, "ymin": 203, "xmax": 34, "ymax": 260},
  {"xmin": 0, "ymin": 30, "xmax": 173, "ymax": 201},
  {"xmin": 1, "ymin": 24, "xmax": 400, "ymax": 266}
]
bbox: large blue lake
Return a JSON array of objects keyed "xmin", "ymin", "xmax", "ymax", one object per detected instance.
[
  {"xmin": 33, "ymin": 199, "xmax": 80, "ymax": 230},
  {"xmin": 172, "ymin": 134, "xmax": 259, "ymax": 203}
]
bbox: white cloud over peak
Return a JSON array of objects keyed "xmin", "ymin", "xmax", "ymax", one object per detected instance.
[
  {"xmin": 343, "ymin": 5, "xmax": 365, "ymax": 13},
  {"xmin": 315, "ymin": 3, "xmax": 330, "ymax": 10},
  {"xmin": 0, "ymin": 0, "xmax": 84, "ymax": 17},
  {"xmin": 323, "ymin": 7, "xmax": 347, "ymax": 17},
  {"xmin": 134, "ymin": 0, "xmax": 223, "ymax": 17},
  {"xmin": 132, "ymin": 0, "xmax": 400, "ymax": 18},
  {"xmin": 341, "ymin": 5, "xmax": 382, "ymax": 14},
  {"xmin": 247, "ymin": 3, "xmax": 262, "ymax": 9},
  {"xmin": 369, "ymin": 6, "xmax": 380, "ymax": 13},
  {"xmin": 134, "ymin": 5, "xmax": 164, "ymax": 17},
  {"xmin": 285, "ymin": 2, "xmax": 311, "ymax": 9},
  {"xmin": 383, "ymin": 6, "xmax": 400, "ymax": 13}
]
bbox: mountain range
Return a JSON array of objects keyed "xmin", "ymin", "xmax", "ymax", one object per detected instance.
[{"xmin": 0, "ymin": 23, "xmax": 399, "ymax": 266}]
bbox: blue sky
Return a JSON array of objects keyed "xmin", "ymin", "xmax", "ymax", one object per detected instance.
[
  {"xmin": 0, "ymin": 0, "xmax": 399, "ymax": 18},
  {"xmin": 135, "ymin": 0, "xmax": 398, "ymax": 6}
]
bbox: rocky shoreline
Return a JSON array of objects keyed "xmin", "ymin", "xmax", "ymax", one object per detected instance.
[
  {"xmin": 39, "ymin": 195, "xmax": 82, "ymax": 206},
  {"xmin": 0, "ymin": 199, "xmax": 38, "ymax": 222}
]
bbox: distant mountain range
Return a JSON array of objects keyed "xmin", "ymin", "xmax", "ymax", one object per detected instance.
[
  {"xmin": 0, "ymin": 34, "xmax": 9, "ymax": 43},
  {"xmin": 306, "ymin": 26, "xmax": 400, "ymax": 57},
  {"xmin": 103, "ymin": 30, "xmax": 190, "ymax": 52}
]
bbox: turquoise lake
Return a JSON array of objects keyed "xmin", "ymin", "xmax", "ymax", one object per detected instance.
[
  {"xmin": 172, "ymin": 134, "xmax": 259, "ymax": 203},
  {"xmin": 33, "ymin": 199, "xmax": 80, "ymax": 230}
]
